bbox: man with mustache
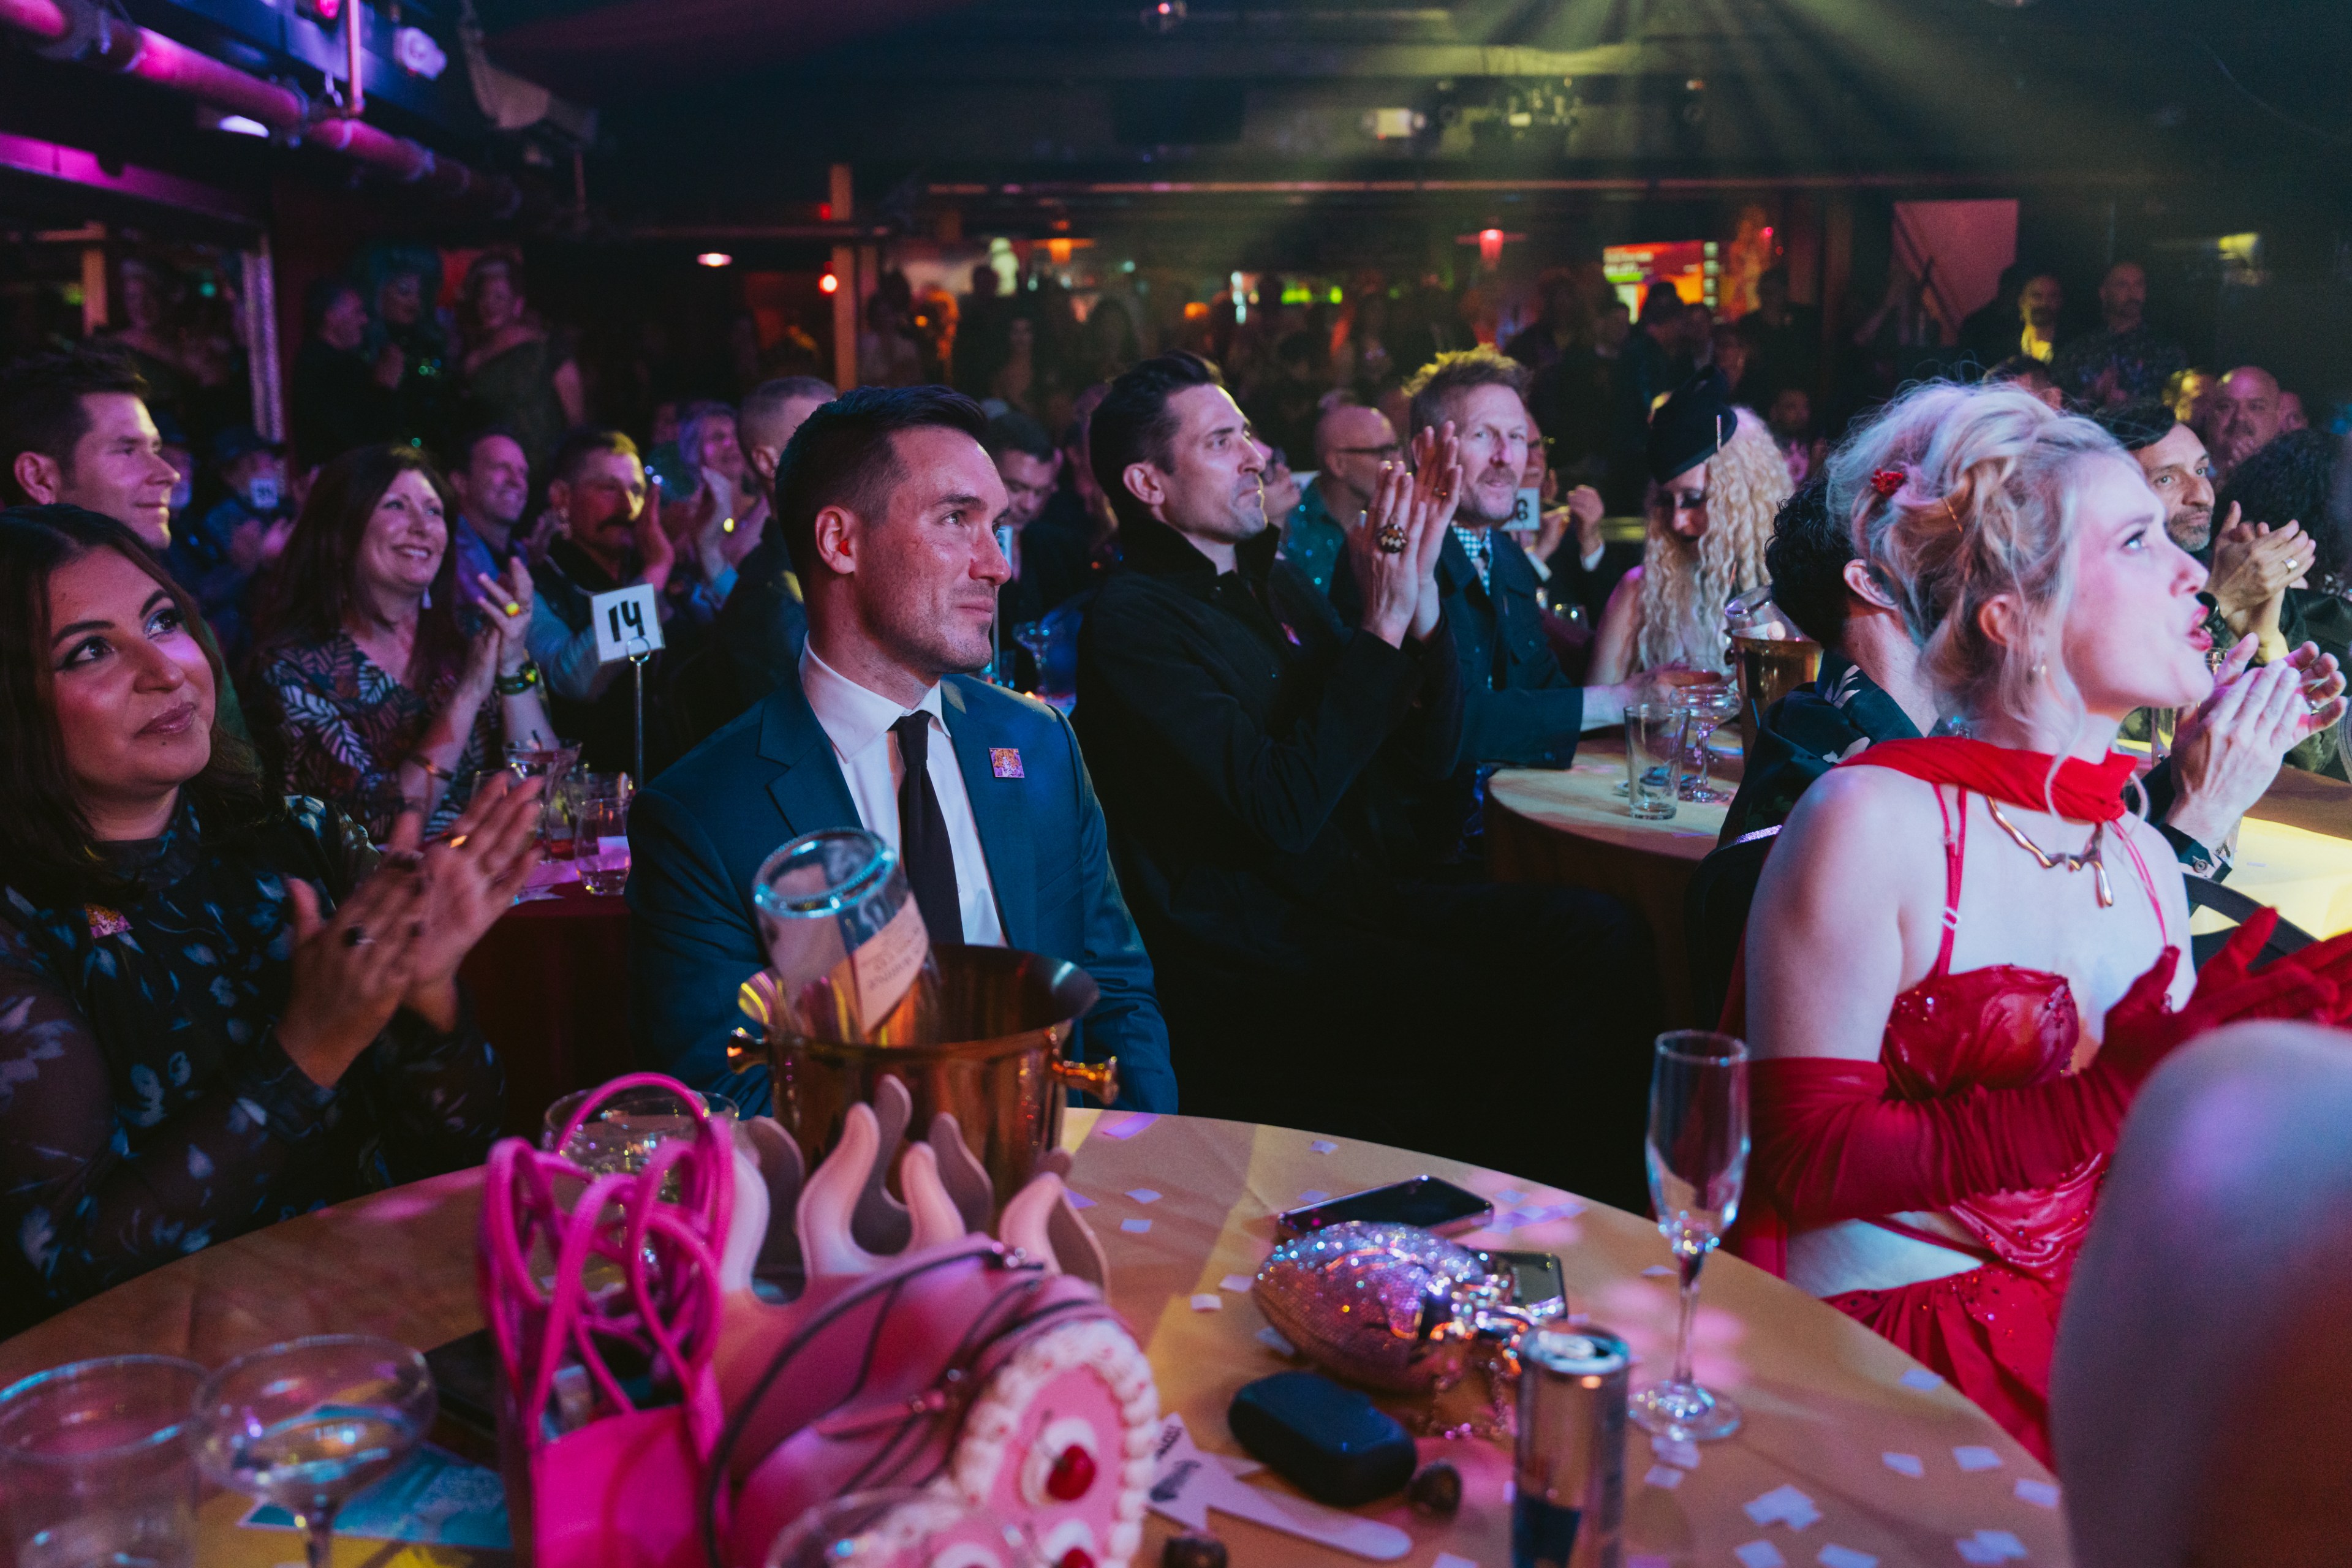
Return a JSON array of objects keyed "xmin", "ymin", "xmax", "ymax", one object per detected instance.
[
  {"xmin": 1075, "ymin": 352, "xmax": 1658, "ymax": 1209},
  {"xmin": 629, "ymin": 385, "xmax": 1173, "ymax": 1115}
]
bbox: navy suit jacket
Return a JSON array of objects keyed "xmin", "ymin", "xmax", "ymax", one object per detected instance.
[{"xmin": 627, "ymin": 669, "xmax": 1177, "ymax": 1115}]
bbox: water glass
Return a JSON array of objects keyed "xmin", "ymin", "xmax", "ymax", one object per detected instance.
[
  {"xmin": 752, "ymin": 827, "xmax": 940, "ymax": 1044},
  {"xmin": 0, "ymin": 1354, "xmax": 204, "ymax": 1568},
  {"xmin": 1628, "ymin": 1030, "xmax": 1750, "ymax": 1443},
  {"xmin": 543, "ymin": 1082, "xmax": 739, "ymax": 1179},
  {"xmin": 768, "ymin": 1490, "xmax": 1038, "ymax": 1568},
  {"xmin": 1624, "ymin": 703, "xmax": 1688, "ymax": 821},
  {"xmin": 192, "ymin": 1336, "xmax": 435, "ymax": 1568},
  {"xmin": 575, "ymin": 797, "xmax": 631, "ymax": 896}
]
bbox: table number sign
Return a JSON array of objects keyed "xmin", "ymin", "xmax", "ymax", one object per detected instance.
[{"xmin": 590, "ymin": 584, "xmax": 664, "ymax": 664}]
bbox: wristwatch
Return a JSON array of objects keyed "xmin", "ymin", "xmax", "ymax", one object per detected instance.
[{"xmin": 494, "ymin": 660, "xmax": 542, "ymax": 696}]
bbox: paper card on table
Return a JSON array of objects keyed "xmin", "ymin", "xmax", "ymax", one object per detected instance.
[
  {"xmin": 1121, "ymin": 1218, "xmax": 1152, "ymax": 1234},
  {"xmin": 589, "ymin": 583, "xmax": 664, "ymax": 663},
  {"xmin": 1643, "ymin": 1464, "xmax": 1684, "ymax": 1490},
  {"xmin": 1733, "ymin": 1544, "xmax": 1787, "ymax": 1568},
  {"xmin": 1220, "ymin": 1273, "xmax": 1255, "ymax": 1292},
  {"xmin": 1146, "ymin": 1414, "xmax": 1412, "ymax": 1561},
  {"xmin": 1190, "ymin": 1294, "xmax": 1222, "ymax": 1311},
  {"xmin": 1816, "ymin": 1548, "xmax": 1877, "ymax": 1568},
  {"xmin": 1127, "ymin": 1188, "xmax": 1162, "ymax": 1204},
  {"xmin": 1899, "ymin": 1366, "xmax": 1944, "ymax": 1392},
  {"xmin": 1651, "ymin": 1434, "xmax": 1700, "ymax": 1470},
  {"xmin": 2014, "ymin": 1478, "xmax": 2060, "ymax": 1509},
  {"xmin": 1880, "ymin": 1452, "xmax": 1924, "ymax": 1478},
  {"xmin": 1953, "ymin": 1446, "xmax": 2003, "ymax": 1472},
  {"xmin": 1097, "ymin": 1112, "xmax": 1158, "ymax": 1140},
  {"xmin": 241, "ymin": 1445, "xmax": 507, "ymax": 1548}
]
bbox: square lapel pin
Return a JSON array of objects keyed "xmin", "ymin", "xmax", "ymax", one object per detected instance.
[{"xmin": 990, "ymin": 747, "xmax": 1025, "ymax": 779}]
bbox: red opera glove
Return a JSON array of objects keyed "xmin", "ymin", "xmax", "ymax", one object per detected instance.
[
  {"xmin": 1752, "ymin": 1057, "xmax": 2135, "ymax": 1224},
  {"xmin": 2098, "ymin": 910, "xmax": 2342, "ymax": 1084}
]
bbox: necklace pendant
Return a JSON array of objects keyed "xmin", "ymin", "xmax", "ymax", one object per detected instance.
[{"xmin": 2090, "ymin": 856, "xmax": 2114, "ymax": 908}]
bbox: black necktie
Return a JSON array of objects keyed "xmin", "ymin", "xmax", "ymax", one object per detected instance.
[{"xmin": 890, "ymin": 713, "xmax": 962, "ymax": 943}]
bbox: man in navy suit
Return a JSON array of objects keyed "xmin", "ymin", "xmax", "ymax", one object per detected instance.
[{"xmin": 628, "ymin": 385, "xmax": 1175, "ymax": 1114}]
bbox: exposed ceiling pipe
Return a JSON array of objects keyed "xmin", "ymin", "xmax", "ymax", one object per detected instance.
[
  {"xmin": 342, "ymin": 0, "xmax": 363, "ymax": 117},
  {"xmin": 0, "ymin": 0, "xmax": 521, "ymax": 214}
]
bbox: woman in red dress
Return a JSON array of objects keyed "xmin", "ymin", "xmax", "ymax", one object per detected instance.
[{"xmin": 1742, "ymin": 380, "xmax": 2352, "ymax": 1464}]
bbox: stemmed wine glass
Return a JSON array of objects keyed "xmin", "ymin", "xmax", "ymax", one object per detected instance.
[
  {"xmin": 192, "ymin": 1335, "xmax": 436, "ymax": 1568},
  {"xmin": 1628, "ymin": 1030, "xmax": 1749, "ymax": 1442},
  {"xmin": 1673, "ymin": 680, "xmax": 1742, "ymax": 803}
]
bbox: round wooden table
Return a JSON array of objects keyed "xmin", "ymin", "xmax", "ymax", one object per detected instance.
[{"xmin": 0, "ymin": 1112, "xmax": 2068, "ymax": 1568}]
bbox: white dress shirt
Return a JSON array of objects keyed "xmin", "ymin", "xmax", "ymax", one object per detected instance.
[{"xmin": 798, "ymin": 643, "xmax": 1007, "ymax": 946}]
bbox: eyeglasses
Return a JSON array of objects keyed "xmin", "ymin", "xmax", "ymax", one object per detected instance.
[{"xmin": 1329, "ymin": 443, "xmax": 1404, "ymax": 458}]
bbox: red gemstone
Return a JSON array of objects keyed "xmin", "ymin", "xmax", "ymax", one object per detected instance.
[
  {"xmin": 1055, "ymin": 1551, "xmax": 1095, "ymax": 1568},
  {"xmin": 1045, "ymin": 1444, "xmax": 1097, "ymax": 1501}
]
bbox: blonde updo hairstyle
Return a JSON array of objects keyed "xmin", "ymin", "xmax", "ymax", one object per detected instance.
[{"xmin": 1828, "ymin": 381, "xmax": 2130, "ymax": 739}]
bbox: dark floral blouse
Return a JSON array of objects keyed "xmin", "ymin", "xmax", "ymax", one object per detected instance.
[
  {"xmin": 0, "ymin": 795, "xmax": 503, "ymax": 1332},
  {"xmin": 252, "ymin": 633, "xmax": 496, "ymax": 842}
]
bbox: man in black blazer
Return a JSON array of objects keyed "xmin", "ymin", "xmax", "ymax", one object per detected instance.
[
  {"xmin": 1337, "ymin": 348, "xmax": 1635, "ymax": 869},
  {"xmin": 629, "ymin": 385, "xmax": 1175, "ymax": 1115},
  {"xmin": 1076, "ymin": 353, "xmax": 1658, "ymax": 1208}
]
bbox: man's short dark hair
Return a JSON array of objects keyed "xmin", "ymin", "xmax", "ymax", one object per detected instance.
[
  {"xmin": 1761, "ymin": 479, "xmax": 1848, "ymax": 650},
  {"xmin": 451, "ymin": 424, "xmax": 526, "ymax": 473},
  {"xmin": 983, "ymin": 411, "xmax": 1056, "ymax": 465},
  {"xmin": 0, "ymin": 349, "xmax": 151, "ymax": 505},
  {"xmin": 1984, "ymin": 355, "xmax": 2058, "ymax": 391},
  {"xmin": 2092, "ymin": 399, "xmax": 2177, "ymax": 453},
  {"xmin": 1403, "ymin": 347, "xmax": 1529, "ymax": 439},
  {"xmin": 1639, "ymin": 284, "xmax": 1685, "ymax": 325},
  {"xmin": 549, "ymin": 428, "xmax": 640, "ymax": 489},
  {"xmin": 1090, "ymin": 352, "xmax": 1222, "ymax": 532},
  {"xmin": 777, "ymin": 385, "xmax": 989, "ymax": 580}
]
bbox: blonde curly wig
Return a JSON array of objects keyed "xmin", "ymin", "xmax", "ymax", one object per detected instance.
[{"xmin": 1635, "ymin": 406, "xmax": 1791, "ymax": 672}]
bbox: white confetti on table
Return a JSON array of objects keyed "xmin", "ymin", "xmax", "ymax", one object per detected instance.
[
  {"xmin": 1067, "ymin": 1192, "xmax": 1096, "ymax": 1210},
  {"xmin": 1121, "ymin": 1218, "xmax": 1152, "ymax": 1234},
  {"xmin": 1643, "ymin": 1464, "xmax": 1684, "ymax": 1490},
  {"xmin": 1126, "ymin": 1188, "xmax": 1162, "ymax": 1204},
  {"xmin": 1256, "ymin": 1325, "xmax": 1297, "ymax": 1357},
  {"xmin": 1432, "ymin": 1556, "xmax": 1479, "ymax": 1568},
  {"xmin": 1495, "ymin": 1188, "xmax": 1526, "ymax": 1205},
  {"xmin": 1953, "ymin": 1446, "xmax": 2003, "ymax": 1473},
  {"xmin": 1816, "ymin": 1547, "xmax": 1877, "ymax": 1568},
  {"xmin": 1309, "ymin": 1139, "xmax": 1337, "ymax": 1153},
  {"xmin": 1651, "ymin": 1435, "xmax": 1700, "ymax": 1470},
  {"xmin": 1899, "ymin": 1366, "xmax": 1943, "ymax": 1392},
  {"xmin": 1189, "ymin": 1294, "xmax": 1222, "ymax": 1311},
  {"xmin": 1296, "ymin": 1189, "xmax": 1331, "ymax": 1205},
  {"xmin": 1097, "ymin": 1113, "xmax": 1157, "ymax": 1140},
  {"xmin": 1642, "ymin": 1264, "xmax": 1676, "ymax": 1277},
  {"xmin": 2014, "ymin": 1478, "xmax": 2060, "ymax": 1509},
  {"xmin": 1880, "ymin": 1452, "xmax": 1924, "ymax": 1478},
  {"xmin": 1967, "ymin": 1528, "xmax": 2027, "ymax": 1561},
  {"xmin": 1733, "ymin": 1542, "xmax": 1787, "ymax": 1568},
  {"xmin": 1744, "ymin": 1484, "xmax": 1820, "ymax": 1529},
  {"xmin": 1219, "ymin": 1273, "xmax": 1254, "ymax": 1292}
]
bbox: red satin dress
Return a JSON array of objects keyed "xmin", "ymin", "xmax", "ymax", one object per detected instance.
[{"xmin": 1736, "ymin": 769, "xmax": 2166, "ymax": 1467}]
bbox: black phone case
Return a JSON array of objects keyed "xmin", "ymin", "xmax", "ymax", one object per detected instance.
[{"xmin": 1227, "ymin": 1371, "xmax": 1416, "ymax": 1507}]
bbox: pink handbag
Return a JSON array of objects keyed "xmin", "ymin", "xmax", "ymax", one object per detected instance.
[{"xmin": 480, "ymin": 1073, "xmax": 736, "ymax": 1568}]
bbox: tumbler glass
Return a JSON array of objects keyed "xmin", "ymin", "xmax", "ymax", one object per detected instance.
[
  {"xmin": 1625, "ymin": 703, "xmax": 1688, "ymax": 821},
  {"xmin": 751, "ymin": 827, "xmax": 941, "ymax": 1046},
  {"xmin": 0, "ymin": 1354, "xmax": 205, "ymax": 1568},
  {"xmin": 543, "ymin": 1083, "xmax": 739, "ymax": 1180},
  {"xmin": 575, "ymin": 797, "xmax": 631, "ymax": 896}
]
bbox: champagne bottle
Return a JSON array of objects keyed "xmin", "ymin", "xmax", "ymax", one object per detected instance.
[{"xmin": 752, "ymin": 828, "xmax": 943, "ymax": 1045}]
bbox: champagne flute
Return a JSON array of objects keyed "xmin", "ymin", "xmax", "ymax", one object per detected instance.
[
  {"xmin": 1628, "ymin": 1030, "xmax": 1749, "ymax": 1442},
  {"xmin": 192, "ymin": 1336, "xmax": 435, "ymax": 1568}
]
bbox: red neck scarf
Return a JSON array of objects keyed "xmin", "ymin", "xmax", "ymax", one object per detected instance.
[{"xmin": 1836, "ymin": 735, "xmax": 2138, "ymax": 823}]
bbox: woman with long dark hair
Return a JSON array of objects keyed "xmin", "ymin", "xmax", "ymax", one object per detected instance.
[
  {"xmin": 251, "ymin": 443, "xmax": 551, "ymax": 841},
  {"xmin": 0, "ymin": 504, "xmax": 536, "ymax": 1329}
]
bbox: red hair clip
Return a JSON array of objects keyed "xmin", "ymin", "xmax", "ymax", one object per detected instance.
[{"xmin": 1869, "ymin": 468, "xmax": 1906, "ymax": 499}]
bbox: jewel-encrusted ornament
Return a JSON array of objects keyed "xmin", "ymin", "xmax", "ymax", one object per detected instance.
[{"xmin": 1250, "ymin": 1222, "xmax": 1516, "ymax": 1393}]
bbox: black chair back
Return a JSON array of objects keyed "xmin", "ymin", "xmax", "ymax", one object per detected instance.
[{"xmin": 1684, "ymin": 827, "xmax": 1779, "ymax": 1029}]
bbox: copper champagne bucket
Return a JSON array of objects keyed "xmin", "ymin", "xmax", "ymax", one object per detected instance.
[
  {"xmin": 1729, "ymin": 634, "xmax": 1821, "ymax": 760},
  {"xmin": 728, "ymin": 944, "xmax": 1116, "ymax": 1212}
]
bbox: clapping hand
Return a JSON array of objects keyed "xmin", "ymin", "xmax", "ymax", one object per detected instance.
[
  {"xmin": 387, "ymin": 772, "xmax": 545, "ymax": 1028},
  {"xmin": 634, "ymin": 481, "xmax": 676, "ymax": 595},
  {"xmin": 471, "ymin": 557, "xmax": 537, "ymax": 675},
  {"xmin": 277, "ymin": 857, "xmax": 431, "ymax": 1088},
  {"xmin": 1404, "ymin": 421, "xmax": 1462, "ymax": 641}
]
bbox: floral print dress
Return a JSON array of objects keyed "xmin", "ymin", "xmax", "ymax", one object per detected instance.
[
  {"xmin": 253, "ymin": 633, "xmax": 497, "ymax": 843},
  {"xmin": 0, "ymin": 796, "xmax": 503, "ymax": 1333}
]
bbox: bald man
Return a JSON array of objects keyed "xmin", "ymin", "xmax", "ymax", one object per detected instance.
[
  {"xmin": 1282, "ymin": 402, "xmax": 1401, "ymax": 595},
  {"xmin": 2204, "ymin": 366, "xmax": 2284, "ymax": 483}
]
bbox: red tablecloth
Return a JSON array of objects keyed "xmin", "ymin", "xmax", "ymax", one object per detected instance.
[{"xmin": 458, "ymin": 883, "xmax": 633, "ymax": 1139}]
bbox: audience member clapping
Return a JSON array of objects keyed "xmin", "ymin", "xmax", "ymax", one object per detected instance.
[
  {"xmin": 0, "ymin": 504, "xmax": 531, "ymax": 1332},
  {"xmin": 250, "ymin": 445, "xmax": 551, "ymax": 839}
]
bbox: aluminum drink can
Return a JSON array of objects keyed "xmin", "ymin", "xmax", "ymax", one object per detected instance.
[{"xmin": 1511, "ymin": 1324, "xmax": 1628, "ymax": 1568}]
